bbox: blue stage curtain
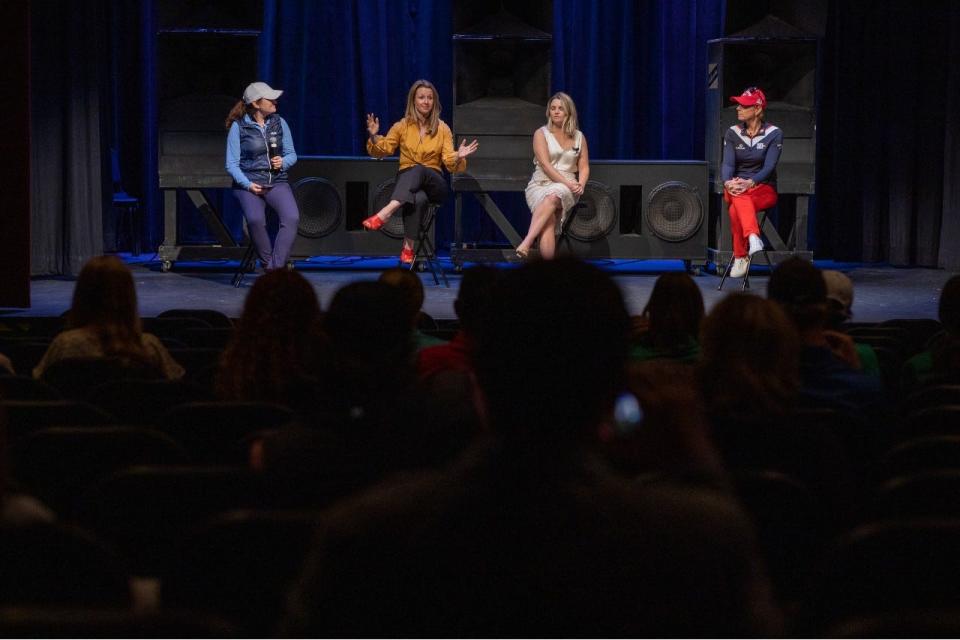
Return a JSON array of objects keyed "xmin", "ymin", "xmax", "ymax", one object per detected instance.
[
  {"xmin": 260, "ymin": 0, "xmax": 720, "ymax": 161},
  {"xmin": 553, "ymin": 0, "xmax": 723, "ymax": 160},
  {"xmin": 259, "ymin": 1, "xmax": 453, "ymax": 157}
]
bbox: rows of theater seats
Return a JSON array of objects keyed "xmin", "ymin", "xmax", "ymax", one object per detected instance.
[{"xmin": 1, "ymin": 310, "xmax": 960, "ymax": 636}]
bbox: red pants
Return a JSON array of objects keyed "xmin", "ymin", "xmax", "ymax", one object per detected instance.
[{"xmin": 724, "ymin": 183, "xmax": 778, "ymax": 258}]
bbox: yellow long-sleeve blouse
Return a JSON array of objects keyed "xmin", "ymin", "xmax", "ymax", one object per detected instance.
[{"xmin": 366, "ymin": 119, "xmax": 466, "ymax": 173}]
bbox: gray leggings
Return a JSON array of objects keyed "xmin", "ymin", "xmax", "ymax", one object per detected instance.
[{"xmin": 234, "ymin": 182, "xmax": 300, "ymax": 270}]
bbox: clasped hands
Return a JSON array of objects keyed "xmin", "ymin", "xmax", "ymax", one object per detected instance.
[{"xmin": 724, "ymin": 177, "xmax": 755, "ymax": 196}]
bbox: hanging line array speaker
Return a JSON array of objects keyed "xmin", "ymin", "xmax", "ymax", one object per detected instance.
[
  {"xmin": 566, "ymin": 180, "xmax": 617, "ymax": 242},
  {"xmin": 645, "ymin": 181, "xmax": 704, "ymax": 242},
  {"xmin": 293, "ymin": 177, "xmax": 342, "ymax": 239}
]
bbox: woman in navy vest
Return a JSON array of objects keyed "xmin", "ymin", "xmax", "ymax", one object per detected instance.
[
  {"xmin": 721, "ymin": 87, "xmax": 783, "ymax": 278},
  {"xmin": 225, "ymin": 82, "xmax": 300, "ymax": 271}
]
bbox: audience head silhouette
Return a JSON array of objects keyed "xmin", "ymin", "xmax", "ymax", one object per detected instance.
[
  {"xmin": 940, "ymin": 275, "xmax": 960, "ymax": 336},
  {"xmin": 67, "ymin": 256, "xmax": 142, "ymax": 334},
  {"xmin": 378, "ymin": 268, "xmax": 425, "ymax": 329},
  {"xmin": 323, "ymin": 280, "xmax": 413, "ymax": 368},
  {"xmin": 642, "ymin": 272, "xmax": 705, "ymax": 351},
  {"xmin": 454, "ymin": 265, "xmax": 500, "ymax": 334},
  {"xmin": 474, "ymin": 258, "xmax": 630, "ymax": 438},
  {"xmin": 216, "ymin": 269, "xmax": 324, "ymax": 402},
  {"xmin": 767, "ymin": 257, "xmax": 828, "ymax": 333},
  {"xmin": 699, "ymin": 293, "xmax": 800, "ymax": 419}
]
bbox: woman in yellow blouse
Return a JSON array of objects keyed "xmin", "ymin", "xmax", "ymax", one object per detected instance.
[{"xmin": 364, "ymin": 79, "xmax": 478, "ymax": 263}]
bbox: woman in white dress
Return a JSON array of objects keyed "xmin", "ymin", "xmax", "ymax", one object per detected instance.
[{"xmin": 516, "ymin": 92, "xmax": 590, "ymax": 260}]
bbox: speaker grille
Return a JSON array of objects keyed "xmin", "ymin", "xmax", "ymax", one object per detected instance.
[
  {"xmin": 292, "ymin": 177, "xmax": 342, "ymax": 238},
  {"xmin": 646, "ymin": 181, "xmax": 703, "ymax": 242},
  {"xmin": 566, "ymin": 180, "xmax": 617, "ymax": 242},
  {"xmin": 372, "ymin": 178, "xmax": 406, "ymax": 239}
]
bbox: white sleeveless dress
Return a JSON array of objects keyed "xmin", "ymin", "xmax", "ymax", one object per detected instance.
[{"xmin": 524, "ymin": 127, "xmax": 583, "ymax": 217}]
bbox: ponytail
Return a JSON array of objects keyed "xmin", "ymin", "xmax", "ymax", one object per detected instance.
[{"xmin": 225, "ymin": 100, "xmax": 249, "ymax": 130}]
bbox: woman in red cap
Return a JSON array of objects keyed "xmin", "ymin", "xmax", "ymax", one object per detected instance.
[
  {"xmin": 721, "ymin": 87, "xmax": 783, "ymax": 278},
  {"xmin": 363, "ymin": 80, "xmax": 478, "ymax": 264}
]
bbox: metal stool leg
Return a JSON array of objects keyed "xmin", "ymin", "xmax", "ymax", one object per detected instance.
[
  {"xmin": 717, "ymin": 251, "xmax": 737, "ymax": 291},
  {"xmin": 410, "ymin": 205, "xmax": 448, "ymax": 287},
  {"xmin": 741, "ymin": 210, "xmax": 770, "ymax": 291},
  {"xmin": 718, "ymin": 208, "xmax": 769, "ymax": 292},
  {"xmin": 232, "ymin": 243, "xmax": 258, "ymax": 288}
]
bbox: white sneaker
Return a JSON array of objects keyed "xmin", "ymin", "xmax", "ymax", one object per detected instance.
[
  {"xmin": 748, "ymin": 233, "xmax": 764, "ymax": 256},
  {"xmin": 729, "ymin": 257, "xmax": 750, "ymax": 278}
]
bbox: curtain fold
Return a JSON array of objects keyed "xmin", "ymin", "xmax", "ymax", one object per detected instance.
[
  {"xmin": 818, "ymin": 1, "xmax": 960, "ymax": 268},
  {"xmin": 30, "ymin": 0, "xmax": 107, "ymax": 275}
]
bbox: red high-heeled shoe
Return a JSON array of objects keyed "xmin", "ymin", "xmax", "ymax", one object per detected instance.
[
  {"xmin": 400, "ymin": 246, "xmax": 415, "ymax": 264},
  {"xmin": 362, "ymin": 214, "xmax": 386, "ymax": 231}
]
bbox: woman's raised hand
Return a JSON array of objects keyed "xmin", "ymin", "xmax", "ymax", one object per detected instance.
[
  {"xmin": 366, "ymin": 113, "xmax": 379, "ymax": 137},
  {"xmin": 457, "ymin": 138, "xmax": 479, "ymax": 159}
]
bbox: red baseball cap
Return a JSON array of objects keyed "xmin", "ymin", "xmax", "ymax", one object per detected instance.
[{"xmin": 730, "ymin": 87, "xmax": 767, "ymax": 109}]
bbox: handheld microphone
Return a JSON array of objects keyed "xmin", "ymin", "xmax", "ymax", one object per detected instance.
[{"xmin": 269, "ymin": 135, "xmax": 280, "ymax": 172}]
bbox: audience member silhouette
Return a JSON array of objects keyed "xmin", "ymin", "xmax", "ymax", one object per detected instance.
[
  {"xmin": 700, "ymin": 294, "xmax": 801, "ymax": 424},
  {"xmin": 698, "ymin": 294, "xmax": 849, "ymax": 504},
  {"xmin": 414, "ymin": 266, "xmax": 500, "ymax": 445},
  {"xmin": 903, "ymin": 274, "xmax": 960, "ymax": 388},
  {"xmin": 282, "ymin": 259, "xmax": 780, "ymax": 637},
  {"xmin": 260, "ymin": 280, "xmax": 468, "ymax": 507},
  {"xmin": 215, "ymin": 269, "xmax": 325, "ymax": 406},
  {"xmin": 604, "ymin": 359, "xmax": 727, "ymax": 482},
  {"xmin": 767, "ymin": 258, "xmax": 882, "ymax": 413},
  {"xmin": 417, "ymin": 265, "xmax": 499, "ymax": 380},
  {"xmin": 630, "ymin": 272, "xmax": 704, "ymax": 363},
  {"xmin": 378, "ymin": 267, "xmax": 444, "ymax": 350},
  {"xmin": 822, "ymin": 269, "xmax": 880, "ymax": 377},
  {"xmin": 32, "ymin": 256, "xmax": 184, "ymax": 380}
]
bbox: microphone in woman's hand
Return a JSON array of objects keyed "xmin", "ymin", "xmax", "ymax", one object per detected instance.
[{"xmin": 269, "ymin": 136, "xmax": 280, "ymax": 171}]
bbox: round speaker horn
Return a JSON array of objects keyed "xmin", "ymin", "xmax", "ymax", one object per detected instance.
[
  {"xmin": 566, "ymin": 180, "xmax": 617, "ymax": 242},
  {"xmin": 292, "ymin": 177, "xmax": 342, "ymax": 239},
  {"xmin": 646, "ymin": 181, "xmax": 703, "ymax": 242},
  {"xmin": 371, "ymin": 178, "xmax": 406, "ymax": 240}
]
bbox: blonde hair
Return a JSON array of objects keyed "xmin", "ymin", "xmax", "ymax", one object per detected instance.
[
  {"xmin": 545, "ymin": 92, "xmax": 579, "ymax": 136},
  {"xmin": 404, "ymin": 79, "xmax": 441, "ymax": 136}
]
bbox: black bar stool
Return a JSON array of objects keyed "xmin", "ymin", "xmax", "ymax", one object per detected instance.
[{"xmin": 409, "ymin": 204, "xmax": 448, "ymax": 287}]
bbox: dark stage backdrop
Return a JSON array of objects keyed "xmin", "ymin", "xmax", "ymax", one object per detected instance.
[
  {"xmin": 30, "ymin": 0, "xmax": 108, "ymax": 276},
  {"xmin": 27, "ymin": 1, "xmax": 960, "ymax": 272},
  {"xmin": 818, "ymin": 1, "xmax": 960, "ymax": 270}
]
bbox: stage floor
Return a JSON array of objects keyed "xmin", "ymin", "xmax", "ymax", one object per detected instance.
[{"xmin": 2, "ymin": 255, "xmax": 956, "ymax": 323}]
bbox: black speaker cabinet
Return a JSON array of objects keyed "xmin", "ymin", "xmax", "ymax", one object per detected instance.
[
  {"xmin": 453, "ymin": 1, "xmax": 552, "ymax": 189},
  {"xmin": 156, "ymin": 15, "xmax": 261, "ymax": 268},
  {"xmin": 287, "ymin": 157, "xmax": 433, "ymax": 257},
  {"xmin": 560, "ymin": 161, "xmax": 708, "ymax": 264}
]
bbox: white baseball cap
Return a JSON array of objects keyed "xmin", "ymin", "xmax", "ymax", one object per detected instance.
[{"xmin": 243, "ymin": 82, "xmax": 283, "ymax": 104}]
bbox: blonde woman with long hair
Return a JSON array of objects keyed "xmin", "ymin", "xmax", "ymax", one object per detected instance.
[
  {"xmin": 517, "ymin": 92, "xmax": 590, "ymax": 260},
  {"xmin": 363, "ymin": 79, "xmax": 479, "ymax": 264}
]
